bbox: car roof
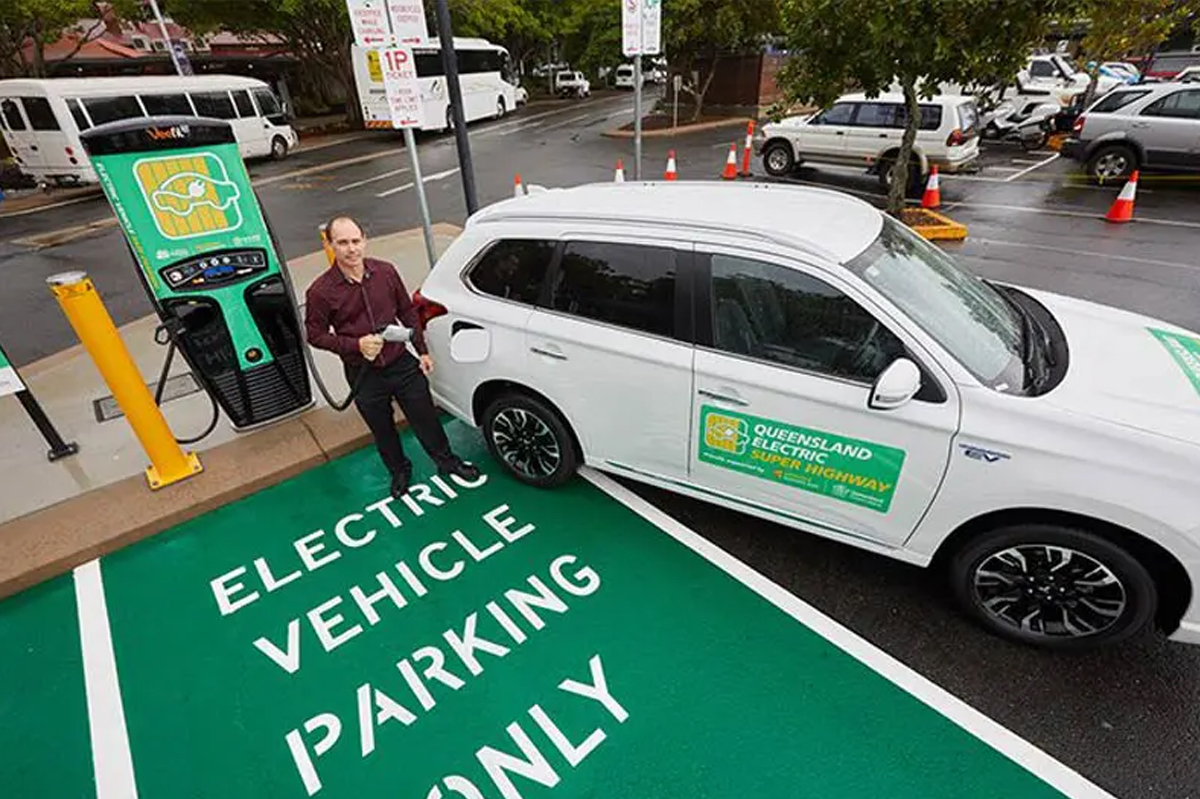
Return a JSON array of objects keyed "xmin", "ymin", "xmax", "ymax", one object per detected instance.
[
  {"xmin": 467, "ymin": 181, "xmax": 884, "ymax": 264},
  {"xmin": 835, "ymin": 91, "xmax": 969, "ymax": 105}
]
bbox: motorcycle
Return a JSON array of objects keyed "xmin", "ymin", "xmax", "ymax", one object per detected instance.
[{"xmin": 981, "ymin": 98, "xmax": 1062, "ymax": 151}]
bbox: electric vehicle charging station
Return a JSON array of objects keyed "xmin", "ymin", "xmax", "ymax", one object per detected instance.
[{"xmin": 79, "ymin": 116, "xmax": 313, "ymax": 432}]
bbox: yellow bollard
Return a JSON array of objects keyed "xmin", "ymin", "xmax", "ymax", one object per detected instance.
[
  {"xmin": 318, "ymin": 225, "xmax": 335, "ymax": 266},
  {"xmin": 47, "ymin": 271, "xmax": 203, "ymax": 490}
]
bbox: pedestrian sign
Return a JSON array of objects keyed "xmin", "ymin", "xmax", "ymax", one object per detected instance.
[{"xmin": 0, "ymin": 421, "xmax": 1117, "ymax": 799}]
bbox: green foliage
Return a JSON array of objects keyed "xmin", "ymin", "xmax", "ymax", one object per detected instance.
[
  {"xmin": 778, "ymin": 0, "xmax": 1076, "ymax": 213},
  {"xmin": 1, "ymin": 0, "xmax": 140, "ymax": 76}
]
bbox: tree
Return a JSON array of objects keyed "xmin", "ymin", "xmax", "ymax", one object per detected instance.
[
  {"xmin": 1070, "ymin": 1, "xmax": 1200, "ymax": 107},
  {"xmin": 778, "ymin": 0, "xmax": 1077, "ymax": 214},
  {"xmin": 1, "ymin": 0, "xmax": 139, "ymax": 78}
]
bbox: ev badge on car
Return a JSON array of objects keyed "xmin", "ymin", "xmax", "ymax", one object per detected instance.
[{"xmin": 958, "ymin": 444, "xmax": 1011, "ymax": 463}]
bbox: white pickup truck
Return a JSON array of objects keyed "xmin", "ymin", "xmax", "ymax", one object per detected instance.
[{"xmin": 555, "ymin": 70, "xmax": 591, "ymax": 98}]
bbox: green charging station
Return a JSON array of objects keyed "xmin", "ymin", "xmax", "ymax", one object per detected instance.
[{"xmin": 80, "ymin": 116, "xmax": 313, "ymax": 431}]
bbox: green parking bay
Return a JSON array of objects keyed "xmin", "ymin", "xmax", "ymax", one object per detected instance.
[{"xmin": 1, "ymin": 420, "xmax": 1114, "ymax": 799}]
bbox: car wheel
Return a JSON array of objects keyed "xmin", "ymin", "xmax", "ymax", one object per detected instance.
[
  {"xmin": 878, "ymin": 157, "xmax": 923, "ymax": 197},
  {"xmin": 481, "ymin": 393, "xmax": 579, "ymax": 488},
  {"xmin": 1087, "ymin": 143, "xmax": 1136, "ymax": 184},
  {"xmin": 270, "ymin": 136, "xmax": 288, "ymax": 160},
  {"xmin": 762, "ymin": 141, "xmax": 795, "ymax": 177},
  {"xmin": 947, "ymin": 524, "xmax": 1157, "ymax": 649},
  {"xmin": 496, "ymin": 96, "xmax": 506, "ymax": 119}
]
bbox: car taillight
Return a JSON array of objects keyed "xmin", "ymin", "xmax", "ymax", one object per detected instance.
[
  {"xmin": 946, "ymin": 128, "xmax": 965, "ymax": 146},
  {"xmin": 412, "ymin": 290, "xmax": 447, "ymax": 325},
  {"xmin": 1072, "ymin": 114, "xmax": 1086, "ymax": 135},
  {"xmin": 65, "ymin": 146, "xmax": 73, "ymax": 156}
]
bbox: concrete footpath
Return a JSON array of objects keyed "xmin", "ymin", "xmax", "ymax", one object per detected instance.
[{"xmin": 0, "ymin": 223, "xmax": 461, "ymax": 600}]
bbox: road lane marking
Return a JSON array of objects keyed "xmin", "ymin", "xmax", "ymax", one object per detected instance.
[
  {"xmin": 585, "ymin": 469, "xmax": 1122, "ymax": 799},
  {"xmin": 294, "ymin": 132, "xmax": 377, "ymax": 154},
  {"xmin": 336, "ymin": 166, "xmax": 411, "ymax": 192},
  {"xmin": 0, "ymin": 192, "xmax": 104, "ymax": 219},
  {"xmin": 944, "ymin": 199, "xmax": 1200, "ymax": 228},
  {"xmin": 539, "ymin": 113, "xmax": 594, "ymax": 132},
  {"xmin": 497, "ymin": 120, "xmax": 547, "ymax": 136},
  {"xmin": 967, "ymin": 237, "xmax": 1200, "ymax": 273},
  {"xmin": 75, "ymin": 560, "xmax": 139, "ymax": 799},
  {"xmin": 252, "ymin": 150, "xmax": 406, "ymax": 187},
  {"xmin": 376, "ymin": 167, "xmax": 459, "ymax": 197},
  {"xmin": 1005, "ymin": 153, "xmax": 1060, "ymax": 182}
]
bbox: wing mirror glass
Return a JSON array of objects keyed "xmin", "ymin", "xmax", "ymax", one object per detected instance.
[{"xmin": 869, "ymin": 358, "xmax": 922, "ymax": 410}]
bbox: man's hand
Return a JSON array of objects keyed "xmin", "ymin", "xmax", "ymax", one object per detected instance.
[
  {"xmin": 419, "ymin": 354, "xmax": 434, "ymax": 375},
  {"xmin": 359, "ymin": 334, "xmax": 384, "ymax": 361}
]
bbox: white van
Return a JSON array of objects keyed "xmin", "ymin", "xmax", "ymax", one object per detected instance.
[
  {"xmin": 0, "ymin": 75, "xmax": 297, "ymax": 186},
  {"xmin": 614, "ymin": 64, "xmax": 636, "ymax": 89}
]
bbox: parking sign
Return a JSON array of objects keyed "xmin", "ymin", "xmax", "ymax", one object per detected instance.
[
  {"xmin": 622, "ymin": 0, "xmax": 662, "ymax": 57},
  {"xmin": 347, "ymin": 0, "xmax": 391, "ymax": 47},
  {"xmin": 380, "ymin": 47, "xmax": 423, "ymax": 128}
]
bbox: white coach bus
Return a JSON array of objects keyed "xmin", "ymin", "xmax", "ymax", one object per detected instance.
[
  {"xmin": 0, "ymin": 75, "xmax": 297, "ymax": 186},
  {"xmin": 351, "ymin": 37, "xmax": 519, "ymax": 131}
]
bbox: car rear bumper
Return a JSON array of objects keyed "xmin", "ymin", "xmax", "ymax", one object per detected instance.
[
  {"xmin": 930, "ymin": 149, "xmax": 980, "ymax": 173},
  {"xmin": 1059, "ymin": 137, "xmax": 1086, "ymax": 161}
]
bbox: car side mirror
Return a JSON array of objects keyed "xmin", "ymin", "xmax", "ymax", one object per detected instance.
[{"xmin": 869, "ymin": 358, "xmax": 922, "ymax": 410}]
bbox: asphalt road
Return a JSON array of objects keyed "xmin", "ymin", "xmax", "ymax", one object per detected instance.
[{"xmin": 3, "ymin": 91, "xmax": 1200, "ymax": 798}]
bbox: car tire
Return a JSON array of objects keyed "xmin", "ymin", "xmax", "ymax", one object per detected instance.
[
  {"xmin": 481, "ymin": 393, "xmax": 579, "ymax": 488},
  {"xmin": 270, "ymin": 136, "xmax": 289, "ymax": 160},
  {"xmin": 495, "ymin": 96, "xmax": 506, "ymax": 119},
  {"xmin": 1086, "ymin": 143, "xmax": 1137, "ymax": 184},
  {"xmin": 761, "ymin": 141, "xmax": 795, "ymax": 177},
  {"xmin": 947, "ymin": 524, "xmax": 1157, "ymax": 650},
  {"xmin": 878, "ymin": 157, "xmax": 923, "ymax": 198}
]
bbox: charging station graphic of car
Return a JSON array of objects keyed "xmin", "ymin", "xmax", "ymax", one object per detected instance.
[{"xmin": 133, "ymin": 153, "xmax": 243, "ymax": 239}]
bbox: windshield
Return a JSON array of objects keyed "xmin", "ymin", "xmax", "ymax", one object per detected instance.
[{"xmin": 845, "ymin": 216, "xmax": 1025, "ymax": 392}]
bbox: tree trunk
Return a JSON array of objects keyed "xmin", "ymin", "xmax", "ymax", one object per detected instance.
[
  {"xmin": 690, "ymin": 59, "xmax": 718, "ymax": 122},
  {"xmin": 887, "ymin": 78, "xmax": 921, "ymax": 216},
  {"xmin": 31, "ymin": 21, "xmax": 45, "ymax": 78}
]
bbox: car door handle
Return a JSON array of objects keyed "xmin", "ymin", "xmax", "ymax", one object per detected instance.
[
  {"xmin": 1131, "ymin": 121, "xmax": 1149, "ymax": 128},
  {"xmin": 698, "ymin": 388, "xmax": 749, "ymax": 406},
  {"xmin": 530, "ymin": 346, "xmax": 568, "ymax": 361}
]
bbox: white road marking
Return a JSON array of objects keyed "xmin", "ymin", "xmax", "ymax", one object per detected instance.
[
  {"xmin": 294, "ymin": 131, "xmax": 376, "ymax": 154},
  {"xmin": 538, "ymin": 113, "xmax": 594, "ymax": 132},
  {"xmin": 1005, "ymin": 153, "xmax": 1060, "ymax": 182},
  {"xmin": 497, "ymin": 120, "xmax": 547, "ymax": 136},
  {"xmin": 0, "ymin": 193, "xmax": 102, "ymax": 219},
  {"xmin": 376, "ymin": 167, "xmax": 459, "ymax": 197},
  {"xmin": 336, "ymin": 166, "xmax": 411, "ymax": 192},
  {"xmin": 944, "ymin": 199, "xmax": 1200, "ymax": 228},
  {"xmin": 967, "ymin": 237, "xmax": 1200, "ymax": 273},
  {"xmin": 584, "ymin": 469, "xmax": 1121, "ymax": 799},
  {"xmin": 252, "ymin": 150, "xmax": 404, "ymax": 187},
  {"xmin": 75, "ymin": 560, "xmax": 139, "ymax": 798}
]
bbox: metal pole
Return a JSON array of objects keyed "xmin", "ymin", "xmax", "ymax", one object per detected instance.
[
  {"xmin": 634, "ymin": 54, "xmax": 643, "ymax": 180},
  {"xmin": 404, "ymin": 127, "xmax": 438, "ymax": 268},
  {"xmin": 146, "ymin": 0, "xmax": 184, "ymax": 77},
  {"xmin": 15, "ymin": 390, "xmax": 78, "ymax": 461},
  {"xmin": 433, "ymin": 0, "xmax": 478, "ymax": 216}
]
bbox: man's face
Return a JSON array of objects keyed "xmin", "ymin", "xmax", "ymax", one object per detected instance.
[{"xmin": 329, "ymin": 218, "xmax": 365, "ymax": 269}]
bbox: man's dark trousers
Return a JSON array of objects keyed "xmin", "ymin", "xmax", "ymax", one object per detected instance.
[{"xmin": 348, "ymin": 353, "xmax": 455, "ymax": 479}]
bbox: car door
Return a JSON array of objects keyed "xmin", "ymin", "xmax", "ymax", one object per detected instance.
[
  {"xmin": 796, "ymin": 101, "xmax": 854, "ymax": 161},
  {"xmin": 843, "ymin": 101, "xmax": 900, "ymax": 160},
  {"xmin": 0, "ymin": 97, "xmax": 47, "ymax": 175},
  {"xmin": 1136, "ymin": 88, "xmax": 1200, "ymax": 169},
  {"xmin": 687, "ymin": 245, "xmax": 959, "ymax": 547},
  {"xmin": 231, "ymin": 89, "xmax": 268, "ymax": 158},
  {"xmin": 524, "ymin": 234, "xmax": 696, "ymax": 482}
]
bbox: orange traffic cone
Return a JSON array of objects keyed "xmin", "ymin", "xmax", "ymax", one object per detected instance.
[
  {"xmin": 614, "ymin": 159, "xmax": 625, "ymax": 182},
  {"xmin": 721, "ymin": 143, "xmax": 738, "ymax": 180},
  {"xmin": 740, "ymin": 120, "xmax": 755, "ymax": 177},
  {"xmin": 1105, "ymin": 171, "xmax": 1138, "ymax": 223},
  {"xmin": 664, "ymin": 150, "xmax": 678, "ymax": 180},
  {"xmin": 513, "ymin": 173, "xmax": 526, "ymax": 197},
  {"xmin": 921, "ymin": 165, "xmax": 941, "ymax": 209}
]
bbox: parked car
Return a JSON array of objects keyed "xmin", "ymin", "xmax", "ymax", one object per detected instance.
[
  {"xmin": 1021, "ymin": 54, "xmax": 1124, "ymax": 96},
  {"xmin": 756, "ymin": 92, "xmax": 980, "ymax": 195},
  {"xmin": 1060, "ymin": 81, "xmax": 1200, "ymax": 183},
  {"xmin": 1178, "ymin": 66, "xmax": 1200, "ymax": 84},
  {"xmin": 555, "ymin": 70, "xmax": 590, "ymax": 98},
  {"xmin": 1140, "ymin": 50, "xmax": 1200, "ymax": 82},
  {"xmin": 614, "ymin": 64, "xmax": 636, "ymax": 89},
  {"xmin": 411, "ymin": 179, "xmax": 1200, "ymax": 652}
]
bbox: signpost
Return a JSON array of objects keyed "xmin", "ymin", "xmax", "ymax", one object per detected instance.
[
  {"xmin": 0, "ymin": 340, "xmax": 78, "ymax": 461},
  {"xmin": 622, "ymin": 0, "xmax": 663, "ymax": 180},
  {"xmin": 346, "ymin": 0, "xmax": 437, "ymax": 268}
]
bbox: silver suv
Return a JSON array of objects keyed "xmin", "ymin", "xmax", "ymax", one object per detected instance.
[{"xmin": 1061, "ymin": 81, "xmax": 1200, "ymax": 183}]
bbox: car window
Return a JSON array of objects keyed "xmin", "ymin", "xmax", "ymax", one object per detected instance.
[
  {"xmin": 140, "ymin": 93, "xmax": 193, "ymax": 115},
  {"xmin": 708, "ymin": 252, "xmax": 906, "ymax": 383},
  {"xmin": 1140, "ymin": 90, "xmax": 1200, "ymax": 120},
  {"xmin": 21, "ymin": 97, "xmax": 59, "ymax": 131},
  {"xmin": 82, "ymin": 95, "xmax": 144, "ymax": 125},
  {"xmin": 956, "ymin": 101, "xmax": 979, "ymax": 134},
  {"xmin": 894, "ymin": 104, "xmax": 942, "ymax": 130},
  {"xmin": 851, "ymin": 102, "xmax": 898, "ymax": 128},
  {"xmin": 815, "ymin": 103, "xmax": 854, "ymax": 125},
  {"xmin": 1029, "ymin": 61, "xmax": 1056, "ymax": 78},
  {"xmin": 252, "ymin": 88, "xmax": 284, "ymax": 120},
  {"xmin": 233, "ymin": 90, "xmax": 256, "ymax": 118},
  {"xmin": 467, "ymin": 239, "xmax": 555, "ymax": 305},
  {"xmin": 1090, "ymin": 89, "xmax": 1151, "ymax": 113},
  {"xmin": 845, "ymin": 215, "xmax": 1024, "ymax": 393},
  {"xmin": 191, "ymin": 91, "xmax": 237, "ymax": 119},
  {"xmin": 1, "ymin": 98, "xmax": 27, "ymax": 131},
  {"xmin": 68, "ymin": 98, "xmax": 90, "ymax": 130},
  {"xmin": 548, "ymin": 240, "xmax": 678, "ymax": 339}
]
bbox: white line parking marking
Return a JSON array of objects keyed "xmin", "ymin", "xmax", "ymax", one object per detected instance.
[
  {"xmin": 376, "ymin": 167, "xmax": 459, "ymax": 197},
  {"xmin": 0, "ymin": 193, "xmax": 103, "ymax": 219},
  {"xmin": 529, "ymin": 112, "xmax": 594, "ymax": 133},
  {"xmin": 1005, "ymin": 153, "xmax": 1060, "ymax": 182},
  {"xmin": 253, "ymin": 150, "xmax": 404, "ymax": 187},
  {"xmin": 968, "ymin": 237, "xmax": 1200, "ymax": 273},
  {"xmin": 75, "ymin": 560, "xmax": 139, "ymax": 799},
  {"xmin": 946, "ymin": 199, "xmax": 1200, "ymax": 228},
  {"xmin": 584, "ymin": 469, "xmax": 1120, "ymax": 799},
  {"xmin": 336, "ymin": 167, "xmax": 411, "ymax": 192}
]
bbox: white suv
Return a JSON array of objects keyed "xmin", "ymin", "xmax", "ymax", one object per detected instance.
[
  {"xmin": 757, "ymin": 92, "xmax": 981, "ymax": 194},
  {"xmin": 412, "ymin": 179, "xmax": 1200, "ymax": 652}
]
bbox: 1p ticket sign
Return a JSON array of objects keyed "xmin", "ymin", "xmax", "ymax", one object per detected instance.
[{"xmin": 379, "ymin": 47, "xmax": 423, "ymax": 128}]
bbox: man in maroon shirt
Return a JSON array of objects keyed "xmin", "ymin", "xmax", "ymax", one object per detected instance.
[{"xmin": 304, "ymin": 216, "xmax": 479, "ymax": 498}]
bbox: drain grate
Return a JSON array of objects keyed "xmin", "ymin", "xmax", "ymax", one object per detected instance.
[{"xmin": 93, "ymin": 372, "xmax": 203, "ymax": 423}]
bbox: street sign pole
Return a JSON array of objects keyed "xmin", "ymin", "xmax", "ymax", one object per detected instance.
[
  {"xmin": 434, "ymin": 0, "xmax": 478, "ymax": 216},
  {"xmin": 1, "ymin": 340, "xmax": 78, "ymax": 461},
  {"xmin": 404, "ymin": 127, "xmax": 438, "ymax": 268},
  {"xmin": 634, "ymin": 55, "xmax": 643, "ymax": 180},
  {"xmin": 146, "ymin": 0, "xmax": 184, "ymax": 77}
]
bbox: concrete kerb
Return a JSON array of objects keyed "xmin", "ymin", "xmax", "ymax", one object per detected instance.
[
  {"xmin": 0, "ymin": 223, "xmax": 462, "ymax": 602},
  {"xmin": 602, "ymin": 116, "xmax": 754, "ymax": 139}
]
